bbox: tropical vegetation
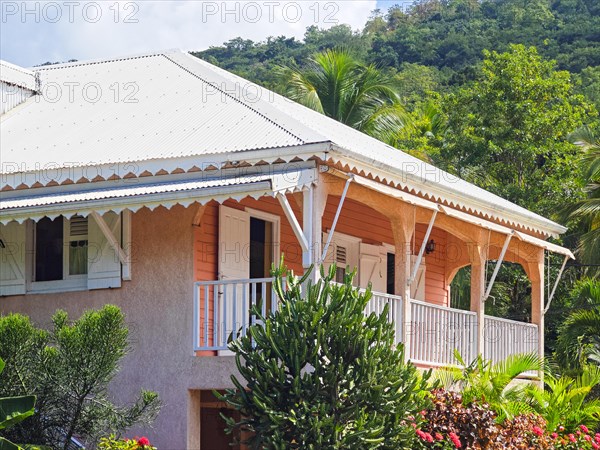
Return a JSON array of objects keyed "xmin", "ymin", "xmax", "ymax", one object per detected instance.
[
  {"xmin": 0, "ymin": 357, "xmax": 36, "ymax": 450},
  {"xmin": 221, "ymin": 265, "xmax": 600, "ymax": 449},
  {"xmin": 219, "ymin": 264, "xmax": 431, "ymax": 449},
  {"xmin": 0, "ymin": 306, "xmax": 161, "ymax": 449}
]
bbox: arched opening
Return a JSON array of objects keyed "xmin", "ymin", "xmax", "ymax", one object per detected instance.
[{"xmin": 450, "ymin": 263, "xmax": 532, "ymax": 322}]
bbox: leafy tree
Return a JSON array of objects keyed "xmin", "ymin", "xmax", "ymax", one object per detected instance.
[
  {"xmin": 440, "ymin": 44, "xmax": 595, "ymax": 217},
  {"xmin": 277, "ymin": 49, "xmax": 411, "ymax": 145},
  {"xmin": 567, "ymin": 126, "xmax": 600, "ymax": 272},
  {"xmin": 577, "ymin": 66, "xmax": 600, "ymax": 112},
  {"xmin": 554, "ymin": 280, "xmax": 600, "ymax": 372},
  {"xmin": 0, "ymin": 306, "xmax": 160, "ymax": 449},
  {"xmin": 219, "ymin": 265, "xmax": 431, "ymax": 449},
  {"xmin": 435, "ymin": 351, "xmax": 541, "ymax": 422}
]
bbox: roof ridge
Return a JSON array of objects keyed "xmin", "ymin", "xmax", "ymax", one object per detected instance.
[
  {"xmin": 32, "ymin": 49, "xmax": 183, "ymax": 71},
  {"xmin": 161, "ymin": 52, "xmax": 311, "ymax": 145},
  {"xmin": 0, "ymin": 60, "xmax": 35, "ymax": 76}
]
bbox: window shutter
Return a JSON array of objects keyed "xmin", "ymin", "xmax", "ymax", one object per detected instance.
[
  {"xmin": 69, "ymin": 216, "xmax": 88, "ymax": 237},
  {"xmin": 0, "ymin": 222, "xmax": 26, "ymax": 296},
  {"xmin": 359, "ymin": 243, "xmax": 386, "ymax": 292},
  {"xmin": 321, "ymin": 232, "xmax": 360, "ymax": 286},
  {"xmin": 218, "ymin": 205, "xmax": 250, "ymax": 280},
  {"xmin": 88, "ymin": 212, "xmax": 121, "ymax": 289}
]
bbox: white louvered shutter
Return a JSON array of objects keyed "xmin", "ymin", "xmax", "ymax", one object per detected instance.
[
  {"xmin": 0, "ymin": 222, "xmax": 26, "ymax": 296},
  {"xmin": 88, "ymin": 212, "xmax": 122, "ymax": 289},
  {"xmin": 359, "ymin": 243, "xmax": 386, "ymax": 292}
]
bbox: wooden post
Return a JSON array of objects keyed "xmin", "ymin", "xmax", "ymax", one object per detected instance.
[
  {"xmin": 527, "ymin": 250, "xmax": 545, "ymax": 379},
  {"xmin": 468, "ymin": 236, "xmax": 487, "ymax": 358},
  {"xmin": 390, "ymin": 204, "xmax": 416, "ymax": 362}
]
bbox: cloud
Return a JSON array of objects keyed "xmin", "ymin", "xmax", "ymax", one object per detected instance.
[{"xmin": 1, "ymin": 1, "xmax": 377, "ymax": 67}]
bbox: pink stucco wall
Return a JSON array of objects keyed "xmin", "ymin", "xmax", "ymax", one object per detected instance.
[{"xmin": 0, "ymin": 205, "xmax": 239, "ymax": 449}]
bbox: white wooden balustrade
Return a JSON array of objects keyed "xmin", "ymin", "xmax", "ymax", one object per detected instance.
[
  {"xmin": 484, "ymin": 315, "xmax": 538, "ymax": 365},
  {"xmin": 363, "ymin": 289, "xmax": 404, "ymax": 345},
  {"xmin": 409, "ymin": 300, "xmax": 478, "ymax": 367},
  {"xmin": 193, "ymin": 278, "xmax": 279, "ymax": 351},
  {"xmin": 193, "ymin": 279, "xmax": 538, "ymax": 372}
]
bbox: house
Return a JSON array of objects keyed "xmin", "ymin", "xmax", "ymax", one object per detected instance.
[{"xmin": 0, "ymin": 50, "xmax": 574, "ymax": 449}]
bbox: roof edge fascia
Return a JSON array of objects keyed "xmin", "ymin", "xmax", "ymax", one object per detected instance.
[{"xmin": 327, "ymin": 145, "xmax": 567, "ymax": 238}]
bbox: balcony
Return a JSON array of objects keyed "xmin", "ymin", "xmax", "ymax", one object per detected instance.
[{"xmin": 193, "ymin": 278, "xmax": 539, "ymax": 368}]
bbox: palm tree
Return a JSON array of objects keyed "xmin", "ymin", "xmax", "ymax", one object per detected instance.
[
  {"xmin": 278, "ymin": 49, "xmax": 411, "ymax": 145},
  {"xmin": 555, "ymin": 279, "xmax": 600, "ymax": 372},
  {"xmin": 567, "ymin": 126, "xmax": 600, "ymax": 274},
  {"xmin": 434, "ymin": 351, "xmax": 541, "ymax": 422},
  {"xmin": 526, "ymin": 365, "xmax": 600, "ymax": 432}
]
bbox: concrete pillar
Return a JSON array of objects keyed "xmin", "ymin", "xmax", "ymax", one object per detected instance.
[
  {"xmin": 187, "ymin": 390, "xmax": 201, "ymax": 450},
  {"xmin": 390, "ymin": 205, "xmax": 416, "ymax": 361}
]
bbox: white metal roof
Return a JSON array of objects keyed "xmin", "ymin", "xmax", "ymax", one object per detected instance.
[
  {"xmin": 0, "ymin": 49, "xmax": 567, "ymax": 237},
  {"xmin": 342, "ymin": 172, "xmax": 574, "ymax": 259},
  {"xmin": 0, "ymin": 60, "xmax": 36, "ymax": 90},
  {"xmin": 0, "ymin": 166, "xmax": 317, "ymax": 224}
]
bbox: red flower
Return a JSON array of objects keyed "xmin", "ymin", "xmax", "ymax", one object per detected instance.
[
  {"xmin": 138, "ymin": 437, "xmax": 150, "ymax": 446},
  {"xmin": 592, "ymin": 442, "xmax": 600, "ymax": 450},
  {"xmin": 532, "ymin": 426, "xmax": 544, "ymax": 437},
  {"xmin": 581, "ymin": 425, "xmax": 590, "ymax": 434},
  {"xmin": 435, "ymin": 432, "xmax": 444, "ymax": 441},
  {"xmin": 568, "ymin": 433, "xmax": 576, "ymax": 443},
  {"xmin": 559, "ymin": 426, "xmax": 565, "ymax": 432},
  {"xmin": 449, "ymin": 432, "xmax": 462, "ymax": 448},
  {"xmin": 551, "ymin": 432, "xmax": 558, "ymax": 439}
]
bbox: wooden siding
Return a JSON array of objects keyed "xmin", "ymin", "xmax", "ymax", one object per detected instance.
[{"xmin": 194, "ymin": 195, "xmax": 450, "ymax": 306}]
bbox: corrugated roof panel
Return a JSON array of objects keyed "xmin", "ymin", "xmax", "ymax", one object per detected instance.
[
  {"xmin": 0, "ymin": 60, "xmax": 36, "ymax": 90},
  {"xmin": 0, "ymin": 50, "xmax": 566, "ymax": 237},
  {"xmin": 0, "ymin": 167, "xmax": 316, "ymax": 224},
  {"xmin": 1, "ymin": 53, "xmax": 303, "ymax": 172}
]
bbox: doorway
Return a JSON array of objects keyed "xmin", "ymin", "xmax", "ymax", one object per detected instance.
[
  {"xmin": 199, "ymin": 390, "xmax": 241, "ymax": 450},
  {"xmin": 250, "ymin": 217, "xmax": 275, "ymax": 315}
]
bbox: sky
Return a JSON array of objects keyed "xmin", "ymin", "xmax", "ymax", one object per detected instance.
[{"xmin": 0, "ymin": 1, "xmax": 404, "ymax": 68}]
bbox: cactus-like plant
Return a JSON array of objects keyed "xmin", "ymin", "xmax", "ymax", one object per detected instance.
[{"xmin": 0, "ymin": 357, "xmax": 36, "ymax": 450}]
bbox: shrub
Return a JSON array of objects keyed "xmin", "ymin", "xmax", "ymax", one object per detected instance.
[
  {"xmin": 414, "ymin": 389, "xmax": 554, "ymax": 449},
  {"xmin": 0, "ymin": 306, "xmax": 160, "ymax": 449},
  {"xmin": 98, "ymin": 435, "xmax": 156, "ymax": 450},
  {"xmin": 219, "ymin": 264, "xmax": 432, "ymax": 449},
  {"xmin": 0, "ymin": 357, "xmax": 36, "ymax": 450}
]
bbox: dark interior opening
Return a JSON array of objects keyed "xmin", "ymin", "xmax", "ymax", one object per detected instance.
[
  {"xmin": 35, "ymin": 217, "xmax": 64, "ymax": 282},
  {"xmin": 250, "ymin": 217, "xmax": 266, "ymax": 279},
  {"xmin": 387, "ymin": 252, "xmax": 395, "ymax": 295}
]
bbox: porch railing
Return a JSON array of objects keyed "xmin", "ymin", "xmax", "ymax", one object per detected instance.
[
  {"xmin": 409, "ymin": 300, "xmax": 478, "ymax": 367},
  {"xmin": 484, "ymin": 315, "xmax": 538, "ymax": 365},
  {"xmin": 194, "ymin": 279, "xmax": 539, "ymax": 372},
  {"xmin": 194, "ymin": 279, "xmax": 404, "ymax": 352},
  {"xmin": 363, "ymin": 289, "xmax": 404, "ymax": 345},
  {"xmin": 193, "ymin": 278, "xmax": 279, "ymax": 351}
]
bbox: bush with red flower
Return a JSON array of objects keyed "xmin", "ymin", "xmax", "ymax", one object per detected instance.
[
  {"xmin": 98, "ymin": 434, "xmax": 156, "ymax": 450},
  {"xmin": 412, "ymin": 389, "xmax": 600, "ymax": 450},
  {"xmin": 412, "ymin": 389, "xmax": 556, "ymax": 449},
  {"xmin": 549, "ymin": 425, "xmax": 600, "ymax": 449}
]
